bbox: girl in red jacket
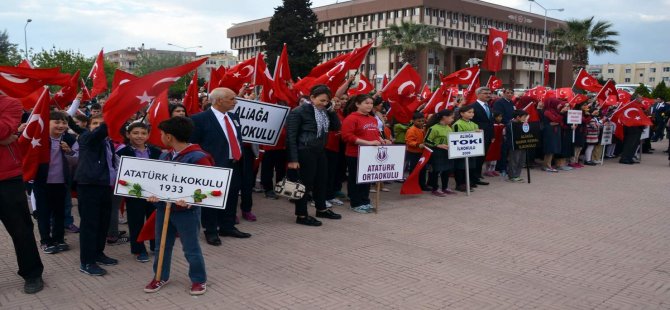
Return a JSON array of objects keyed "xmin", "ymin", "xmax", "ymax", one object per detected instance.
[{"xmin": 341, "ymin": 95, "xmax": 390, "ymax": 213}]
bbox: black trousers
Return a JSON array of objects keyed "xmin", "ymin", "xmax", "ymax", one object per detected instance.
[
  {"xmin": 33, "ymin": 183, "xmax": 66, "ymax": 245},
  {"xmin": 240, "ymin": 146, "xmax": 255, "ymax": 213},
  {"xmin": 428, "ymin": 170, "xmax": 451, "ymax": 190},
  {"xmin": 346, "ymin": 156, "xmax": 370, "ymax": 207},
  {"xmin": 125, "ymin": 197, "xmax": 155, "ymax": 255},
  {"xmin": 406, "ymin": 151, "xmax": 427, "ymax": 189},
  {"xmin": 0, "ymin": 177, "xmax": 44, "ymax": 280},
  {"xmin": 202, "ymin": 160, "xmax": 241, "ymax": 235},
  {"xmin": 77, "ymin": 184, "xmax": 112, "ymax": 265},
  {"xmin": 291, "ymin": 149, "xmax": 328, "ymax": 216},
  {"xmin": 260, "ymin": 149, "xmax": 287, "ymax": 192},
  {"xmin": 325, "ymin": 149, "xmax": 345, "ymax": 200},
  {"xmin": 621, "ymin": 126, "xmax": 643, "ymax": 161}
]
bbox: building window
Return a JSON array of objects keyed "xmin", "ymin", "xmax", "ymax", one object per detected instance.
[
  {"xmin": 625, "ymin": 69, "xmax": 631, "ymax": 74},
  {"xmin": 663, "ymin": 77, "xmax": 669, "ymax": 82},
  {"xmin": 664, "ymin": 67, "xmax": 670, "ymax": 72},
  {"xmin": 624, "ymin": 78, "xmax": 631, "ymax": 83},
  {"xmin": 607, "ymin": 69, "xmax": 614, "ymax": 73},
  {"xmin": 650, "ymin": 68, "xmax": 656, "ymax": 73},
  {"xmin": 649, "ymin": 77, "xmax": 656, "ymax": 83},
  {"xmin": 640, "ymin": 73, "xmax": 644, "ymax": 77}
]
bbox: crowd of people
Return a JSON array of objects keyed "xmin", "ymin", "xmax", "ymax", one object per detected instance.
[{"xmin": 1, "ymin": 78, "xmax": 668, "ymax": 296}]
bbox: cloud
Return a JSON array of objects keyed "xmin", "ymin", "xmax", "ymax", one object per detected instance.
[{"xmin": 638, "ymin": 13, "xmax": 670, "ymax": 22}]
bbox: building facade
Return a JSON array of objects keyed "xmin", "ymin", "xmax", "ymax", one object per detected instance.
[
  {"xmin": 587, "ymin": 62, "xmax": 670, "ymax": 87},
  {"xmin": 104, "ymin": 47, "xmax": 197, "ymax": 73},
  {"xmin": 197, "ymin": 51, "xmax": 239, "ymax": 81},
  {"xmin": 227, "ymin": 0, "xmax": 573, "ymax": 89}
]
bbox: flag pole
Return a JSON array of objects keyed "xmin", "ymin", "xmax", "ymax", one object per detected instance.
[
  {"xmin": 154, "ymin": 202, "xmax": 172, "ymax": 282},
  {"xmin": 465, "ymin": 157, "xmax": 471, "ymax": 196}
]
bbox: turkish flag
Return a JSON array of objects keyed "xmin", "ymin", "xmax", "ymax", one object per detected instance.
[
  {"xmin": 381, "ymin": 63, "xmax": 422, "ymax": 123},
  {"xmin": 556, "ymin": 87, "xmax": 574, "ymax": 101},
  {"xmin": 543, "ymin": 60, "xmax": 550, "ymax": 86},
  {"xmin": 522, "ymin": 102, "xmax": 541, "ymax": 122},
  {"xmin": 273, "ymin": 47, "xmax": 299, "ymax": 107},
  {"xmin": 422, "ymin": 84, "xmax": 456, "ymax": 116},
  {"xmin": 308, "ymin": 58, "xmax": 349, "ymax": 94},
  {"xmin": 219, "ymin": 57, "xmax": 255, "ymax": 92},
  {"xmin": 348, "ymin": 74, "xmax": 374, "ymax": 96},
  {"xmin": 637, "ymin": 97, "xmax": 655, "ymax": 110},
  {"xmin": 88, "ymin": 49, "xmax": 108, "ymax": 97},
  {"xmin": 463, "ymin": 68, "xmax": 481, "ymax": 104},
  {"xmin": 344, "ymin": 41, "xmax": 373, "ymax": 72},
  {"xmin": 524, "ymin": 86, "xmax": 549, "ymax": 102},
  {"xmin": 382, "ymin": 74, "xmax": 389, "ymax": 89},
  {"xmin": 103, "ymin": 58, "xmax": 207, "ymax": 142},
  {"xmin": 18, "ymin": 59, "xmax": 33, "ymax": 68},
  {"xmin": 182, "ymin": 71, "xmax": 201, "ymax": 115},
  {"xmin": 147, "ymin": 90, "xmax": 170, "ymax": 148},
  {"xmin": 307, "ymin": 53, "xmax": 348, "ymax": 78},
  {"xmin": 112, "ymin": 69, "xmax": 137, "ymax": 91},
  {"xmin": 0, "ymin": 66, "xmax": 66, "ymax": 98},
  {"xmin": 602, "ymin": 95, "xmax": 619, "ymax": 109},
  {"xmin": 18, "ymin": 87, "xmax": 51, "ymax": 181},
  {"xmin": 80, "ymin": 78, "xmax": 92, "ymax": 101},
  {"xmin": 51, "ymin": 70, "xmax": 81, "ymax": 109},
  {"xmin": 567, "ymin": 94, "xmax": 589, "ymax": 108},
  {"xmin": 275, "ymin": 44, "xmax": 293, "ymax": 84},
  {"xmin": 441, "ymin": 66, "xmax": 479, "ymax": 86},
  {"xmin": 611, "ymin": 101, "xmax": 653, "ymax": 133},
  {"xmin": 400, "ymin": 147, "xmax": 433, "ymax": 195},
  {"xmin": 419, "ymin": 83, "xmax": 432, "ymax": 101},
  {"xmin": 482, "ymin": 28, "xmax": 508, "ymax": 72},
  {"xmin": 486, "ymin": 75, "xmax": 502, "ymax": 91},
  {"xmin": 617, "ymin": 89, "xmax": 632, "ymax": 104},
  {"xmin": 596, "ymin": 79, "xmax": 617, "ymax": 106},
  {"xmin": 208, "ymin": 66, "xmax": 226, "ymax": 93},
  {"xmin": 137, "ymin": 210, "xmax": 156, "ymax": 242},
  {"xmin": 573, "ymin": 68, "xmax": 602, "ymax": 92}
]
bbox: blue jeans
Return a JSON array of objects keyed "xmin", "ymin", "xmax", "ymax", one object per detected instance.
[{"xmin": 153, "ymin": 205, "xmax": 206, "ymax": 283}]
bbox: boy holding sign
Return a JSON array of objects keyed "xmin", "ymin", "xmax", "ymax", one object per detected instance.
[{"xmin": 144, "ymin": 116, "xmax": 213, "ymax": 295}]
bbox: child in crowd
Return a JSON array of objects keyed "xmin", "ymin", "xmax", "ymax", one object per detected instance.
[
  {"xmin": 324, "ymin": 97, "xmax": 346, "ymax": 206},
  {"xmin": 75, "ymin": 114, "xmax": 119, "ymax": 276},
  {"xmin": 484, "ymin": 111, "xmax": 504, "ymax": 177},
  {"xmin": 405, "ymin": 112, "xmax": 428, "ymax": 191},
  {"xmin": 116, "ymin": 122, "xmax": 162, "ymax": 263},
  {"xmin": 33, "ymin": 111, "xmax": 78, "ymax": 254},
  {"xmin": 424, "ymin": 109, "xmax": 456, "ymax": 196},
  {"xmin": 341, "ymin": 95, "xmax": 389, "ymax": 213},
  {"xmin": 144, "ymin": 116, "xmax": 211, "ymax": 296},
  {"xmin": 584, "ymin": 108, "xmax": 602, "ymax": 165},
  {"xmin": 505, "ymin": 110, "xmax": 529, "ymax": 182},
  {"xmin": 452, "ymin": 105, "xmax": 480, "ymax": 192}
]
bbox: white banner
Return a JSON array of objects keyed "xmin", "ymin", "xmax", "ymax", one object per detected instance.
[
  {"xmin": 448, "ymin": 131, "xmax": 485, "ymax": 159},
  {"xmin": 601, "ymin": 123, "xmax": 614, "ymax": 145},
  {"xmin": 641, "ymin": 126, "xmax": 650, "ymax": 140},
  {"xmin": 567, "ymin": 110, "xmax": 583, "ymax": 125},
  {"xmin": 356, "ymin": 145, "xmax": 406, "ymax": 184},
  {"xmin": 234, "ymin": 98, "xmax": 290, "ymax": 146},
  {"xmin": 114, "ymin": 157, "xmax": 233, "ymax": 209}
]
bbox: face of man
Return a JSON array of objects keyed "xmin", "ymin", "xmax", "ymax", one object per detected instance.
[
  {"xmin": 477, "ymin": 89, "xmax": 491, "ymax": 102},
  {"xmin": 212, "ymin": 89, "xmax": 237, "ymax": 112},
  {"xmin": 503, "ymin": 89, "xmax": 514, "ymax": 100}
]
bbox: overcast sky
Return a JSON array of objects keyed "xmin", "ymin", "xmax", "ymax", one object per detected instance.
[{"xmin": 1, "ymin": 0, "xmax": 668, "ymax": 65}]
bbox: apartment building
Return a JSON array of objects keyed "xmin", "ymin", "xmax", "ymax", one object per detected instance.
[
  {"xmin": 227, "ymin": 0, "xmax": 573, "ymax": 89},
  {"xmin": 197, "ymin": 51, "xmax": 239, "ymax": 81},
  {"xmin": 104, "ymin": 47, "xmax": 197, "ymax": 73},
  {"xmin": 588, "ymin": 62, "xmax": 670, "ymax": 87}
]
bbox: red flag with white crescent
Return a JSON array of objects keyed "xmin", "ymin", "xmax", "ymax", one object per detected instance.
[
  {"xmin": 147, "ymin": 90, "xmax": 170, "ymax": 148},
  {"xmin": 596, "ymin": 79, "xmax": 617, "ymax": 107},
  {"xmin": 441, "ymin": 66, "xmax": 479, "ymax": 86},
  {"xmin": 573, "ymin": 68, "xmax": 602, "ymax": 92},
  {"xmin": 482, "ymin": 28, "xmax": 508, "ymax": 72},
  {"xmin": 51, "ymin": 70, "xmax": 81, "ymax": 109},
  {"xmin": 17, "ymin": 87, "xmax": 51, "ymax": 181},
  {"xmin": 88, "ymin": 49, "xmax": 108, "ymax": 97},
  {"xmin": 381, "ymin": 63, "xmax": 422, "ymax": 123},
  {"xmin": 347, "ymin": 74, "xmax": 374, "ymax": 96},
  {"xmin": 400, "ymin": 147, "xmax": 433, "ymax": 195},
  {"xmin": 486, "ymin": 75, "xmax": 502, "ymax": 91},
  {"xmin": 219, "ymin": 57, "xmax": 256, "ymax": 92}
]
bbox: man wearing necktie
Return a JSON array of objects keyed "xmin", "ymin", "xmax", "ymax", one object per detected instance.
[
  {"xmin": 468, "ymin": 87, "xmax": 494, "ymax": 186},
  {"xmin": 190, "ymin": 88, "xmax": 251, "ymax": 246}
]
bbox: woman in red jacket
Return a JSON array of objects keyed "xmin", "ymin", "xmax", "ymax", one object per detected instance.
[{"xmin": 341, "ymin": 95, "xmax": 390, "ymax": 213}]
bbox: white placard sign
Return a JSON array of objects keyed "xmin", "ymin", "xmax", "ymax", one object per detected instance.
[
  {"xmin": 114, "ymin": 157, "xmax": 232, "ymax": 209},
  {"xmin": 567, "ymin": 110, "xmax": 583, "ymax": 125},
  {"xmin": 448, "ymin": 131, "xmax": 485, "ymax": 159},
  {"xmin": 640, "ymin": 126, "xmax": 650, "ymax": 140},
  {"xmin": 234, "ymin": 98, "xmax": 290, "ymax": 146},
  {"xmin": 357, "ymin": 145, "xmax": 406, "ymax": 184},
  {"xmin": 601, "ymin": 123, "xmax": 614, "ymax": 145}
]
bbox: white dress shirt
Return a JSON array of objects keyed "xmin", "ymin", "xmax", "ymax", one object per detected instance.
[{"xmin": 211, "ymin": 108, "xmax": 240, "ymax": 159}]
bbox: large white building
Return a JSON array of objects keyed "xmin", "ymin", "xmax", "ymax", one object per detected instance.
[{"xmin": 587, "ymin": 62, "xmax": 670, "ymax": 87}]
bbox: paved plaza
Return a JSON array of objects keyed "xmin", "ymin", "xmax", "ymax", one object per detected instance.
[{"xmin": 1, "ymin": 142, "xmax": 670, "ymax": 309}]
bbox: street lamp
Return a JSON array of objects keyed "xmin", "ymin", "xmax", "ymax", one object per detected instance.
[
  {"xmin": 167, "ymin": 43, "xmax": 202, "ymax": 51},
  {"xmin": 24, "ymin": 19, "xmax": 32, "ymax": 60},
  {"xmin": 528, "ymin": 0, "xmax": 563, "ymax": 87}
]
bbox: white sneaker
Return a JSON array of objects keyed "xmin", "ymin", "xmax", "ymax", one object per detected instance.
[
  {"xmin": 327, "ymin": 198, "xmax": 344, "ymax": 206},
  {"xmin": 310, "ymin": 200, "xmax": 333, "ymax": 208}
]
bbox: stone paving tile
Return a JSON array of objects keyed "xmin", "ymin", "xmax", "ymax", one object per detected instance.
[{"xmin": 1, "ymin": 142, "xmax": 669, "ymax": 309}]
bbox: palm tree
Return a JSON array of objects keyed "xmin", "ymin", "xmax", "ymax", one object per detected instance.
[
  {"xmin": 380, "ymin": 21, "xmax": 442, "ymax": 68},
  {"xmin": 548, "ymin": 16, "xmax": 619, "ymax": 72}
]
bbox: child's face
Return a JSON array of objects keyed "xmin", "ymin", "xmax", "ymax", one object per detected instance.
[
  {"xmin": 49, "ymin": 119, "xmax": 68, "ymax": 137},
  {"xmin": 444, "ymin": 115, "xmax": 455, "ymax": 125},
  {"xmin": 461, "ymin": 109, "xmax": 474, "ymax": 120},
  {"xmin": 495, "ymin": 115, "xmax": 503, "ymax": 123},
  {"xmin": 171, "ymin": 107, "xmax": 186, "ymax": 117},
  {"xmin": 413, "ymin": 118, "xmax": 425, "ymax": 128},
  {"xmin": 90, "ymin": 108, "xmax": 101, "ymax": 116},
  {"xmin": 89, "ymin": 118, "xmax": 104, "ymax": 131},
  {"xmin": 127, "ymin": 127, "xmax": 149, "ymax": 147},
  {"xmin": 356, "ymin": 98, "xmax": 374, "ymax": 114},
  {"xmin": 160, "ymin": 130, "xmax": 172, "ymax": 147}
]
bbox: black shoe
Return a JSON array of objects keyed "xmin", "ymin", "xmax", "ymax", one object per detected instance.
[
  {"xmin": 219, "ymin": 227, "xmax": 251, "ymax": 238},
  {"xmin": 264, "ymin": 191, "xmax": 279, "ymax": 200},
  {"xmin": 619, "ymin": 160, "xmax": 634, "ymax": 165},
  {"xmin": 296, "ymin": 216, "xmax": 322, "ymax": 226},
  {"xmin": 205, "ymin": 234, "xmax": 222, "ymax": 246},
  {"xmin": 56, "ymin": 243, "xmax": 70, "ymax": 252},
  {"xmin": 96, "ymin": 255, "xmax": 118, "ymax": 266},
  {"xmin": 24, "ymin": 277, "xmax": 43, "ymax": 294},
  {"xmin": 420, "ymin": 187, "xmax": 432, "ymax": 192},
  {"xmin": 475, "ymin": 181, "xmax": 489, "ymax": 186},
  {"xmin": 455, "ymin": 185, "xmax": 473, "ymax": 192},
  {"xmin": 584, "ymin": 161, "xmax": 597, "ymax": 166},
  {"xmin": 41, "ymin": 244, "xmax": 59, "ymax": 254},
  {"xmin": 80, "ymin": 263, "xmax": 107, "ymax": 276},
  {"xmin": 316, "ymin": 209, "xmax": 342, "ymax": 219},
  {"xmin": 470, "ymin": 183, "xmax": 478, "ymax": 188}
]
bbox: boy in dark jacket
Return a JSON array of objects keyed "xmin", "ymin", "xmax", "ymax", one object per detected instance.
[
  {"xmin": 144, "ymin": 116, "xmax": 212, "ymax": 296},
  {"xmin": 505, "ymin": 110, "xmax": 529, "ymax": 182},
  {"xmin": 75, "ymin": 114, "xmax": 119, "ymax": 276}
]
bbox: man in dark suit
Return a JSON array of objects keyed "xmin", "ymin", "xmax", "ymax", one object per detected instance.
[
  {"xmin": 190, "ymin": 87, "xmax": 251, "ymax": 246},
  {"xmin": 651, "ymin": 98, "xmax": 667, "ymax": 142},
  {"xmin": 492, "ymin": 88, "xmax": 515, "ymax": 175},
  {"xmin": 468, "ymin": 87, "xmax": 494, "ymax": 186}
]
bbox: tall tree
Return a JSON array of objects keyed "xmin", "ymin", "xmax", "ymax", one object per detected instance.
[
  {"xmin": 651, "ymin": 81, "xmax": 669, "ymax": 101},
  {"xmin": 31, "ymin": 47, "xmax": 116, "ymax": 93},
  {"xmin": 0, "ymin": 29, "xmax": 21, "ymax": 66},
  {"xmin": 380, "ymin": 21, "xmax": 442, "ymax": 69},
  {"xmin": 633, "ymin": 83, "xmax": 652, "ymax": 98},
  {"xmin": 258, "ymin": 0, "xmax": 324, "ymax": 78},
  {"xmin": 549, "ymin": 16, "xmax": 619, "ymax": 72}
]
